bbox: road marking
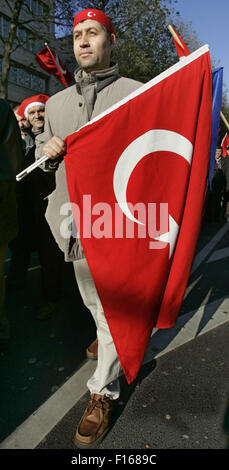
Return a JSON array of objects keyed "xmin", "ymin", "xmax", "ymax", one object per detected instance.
[
  {"xmin": 206, "ymin": 247, "xmax": 229, "ymax": 263},
  {"xmin": 183, "ymin": 274, "xmax": 203, "ymax": 300},
  {"xmin": 0, "ymin": 360, "xmax": 97, "ymax": 449},
  {"xmin": 1, "ymin": 296, "xmax": 228, "ymax": 449},
  {"xmin": 145, "ymin": 296, "xmax": 229, "ymax": 361},
  {"xmin": 190, "ymin": 222, "xmax": 229, "ymax": 274}
]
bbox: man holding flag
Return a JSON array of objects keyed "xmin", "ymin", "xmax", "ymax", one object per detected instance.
[
  {"xmin": 35, "ymin": 9, "xmax": 142, "ymax": 448},
  {"xmin": 35, "ymin": 9, "xmax": 212, "ymax": 448}
]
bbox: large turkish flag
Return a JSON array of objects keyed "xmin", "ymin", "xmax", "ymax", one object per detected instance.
[{"xmin": 64, "ymin": 46, "xmax": 212, "ymax": 383}]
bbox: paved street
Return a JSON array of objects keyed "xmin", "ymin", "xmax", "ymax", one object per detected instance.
[{"xmin": 0, "ymin": 217, "xmax": 229, "ymax": 456}]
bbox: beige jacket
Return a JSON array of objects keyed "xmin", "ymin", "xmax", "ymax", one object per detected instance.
[{"xmin": 35, "ymin": 65, "xmax": 142, "ymax": 260}]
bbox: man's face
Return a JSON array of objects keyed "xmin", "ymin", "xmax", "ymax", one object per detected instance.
[
  {"xmin": 27, "ymin": 105, "xmax": 45, "ymax": 131},
  {"xmin": 14, "ymin": 112, "xmax": 30, "ymax": 132},
  {"xmin": 215, "ymin": 148, "xmax": 222, "ymax": 160},
  {"xmin": 73, "ymin": 19, "xmax": 115, "ymax": 73}
]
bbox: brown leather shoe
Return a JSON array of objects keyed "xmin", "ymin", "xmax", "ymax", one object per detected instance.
[
  {"xmin": 86, "ymin": 338, "xmax": 98, "ymax": 360},
  {"xmin": 74, "ymin": 393, "xmax": 114, "ymax": 448}
]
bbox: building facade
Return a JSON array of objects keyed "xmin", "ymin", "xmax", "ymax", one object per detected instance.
[{"xmin": 0, "ymin": 0, "xmax": 72, "ymax": 105}]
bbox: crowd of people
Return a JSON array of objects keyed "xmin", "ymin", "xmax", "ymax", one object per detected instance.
[
  {"xmin": 0, "ymin": 93, "xmax": 65, "ymax": 332},
  {"xmin": 1, "ymin": 7, "xmax": 229, "ymax": 449},
  {"xmin": 205, "ymin": 144, "xmax": 229, "ymax": 223},
  {"xmin": 9, "ymin": 95, "xmax": 64, "ymax": 319}
]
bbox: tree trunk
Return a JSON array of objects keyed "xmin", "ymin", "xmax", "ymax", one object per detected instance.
[{"xmin": 0, "ymin": 0, "xmax": 24, "ymax": 99}]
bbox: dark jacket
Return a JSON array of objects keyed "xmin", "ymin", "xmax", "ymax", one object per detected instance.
[
  {"xmin": 20, "ymin": 130, "xmax": 56, "ymax": 208},
  {"xmin": 0, "ymin": 99, "xmax": 23, "ymax": 180},
  {"xmin": 211, "ymin": 157, "xmax": 226, "ymax": 193},
  {"xmin": 0, "ymin": 99, "xmax": 23, "ymax": 244},
  {"xmin": 221, "ymin": 155, "xmax": 229, "ymax": 192}
]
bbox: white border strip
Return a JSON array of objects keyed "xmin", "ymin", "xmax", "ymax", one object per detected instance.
[{"xmin": 75, "ymin": 45, "xmax": 209, "ymax": 133}]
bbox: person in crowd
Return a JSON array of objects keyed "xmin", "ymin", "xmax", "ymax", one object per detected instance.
[
  {"xmin": 13, "ymin": 104, "xmax": 35, "ymax": 154},
  {"xmin": 0, "ymin": 99, "xmax": 23, "ymax": 345},
  {"xmin": 222, "ymin": 145, "xmax": 229, "ymax": 221},
  {"xmin": 35, "ymin": 9, "xmax": 142, "ymax": 447},
  {"xmin": 13, "ymin": 105, "xmax": 31, "ymax": 137},
  {"xmin": 8, "ymin": 95, "xmax": 64, "ymax": 320},
  {"xmin": 8, "ymin": 106, "xmax": 34, "ymax": 286},
  {"xmin": 205, "ymin": 146, "xmax": 225, "ymax": 222}
]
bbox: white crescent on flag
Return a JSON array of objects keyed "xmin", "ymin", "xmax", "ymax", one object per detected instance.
[
  {"xmin": 113, "ymin": 129, "xmax": 193, "ymax": 224},
  {"xmin": 113, "ymin": 129, "xmax": 193, "ymax": 258}
]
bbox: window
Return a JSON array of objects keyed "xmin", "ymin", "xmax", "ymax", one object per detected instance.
[
  {"xmin": 37, "ymin": 2, "xmax": 44, "ymax": 15},
  {"xmin": 0, "ymin": 12, "xmax": 47, "ymax": 53},
  {"xmin": 31, "ymin": 73, "xmax": 40, "ymax": 90},
  {"xmin": 31, "ymin": 0, "xmax": 37, "ymax": 14},
  {"xmin": 24, "ymin": 70, "xmax": 31, "ymax": 88},
  {"xmin": 23, "ymin": 0, "xmax": 44, "ymax": 15},
  {"xmin": 38, "ymin": 76, "xmax": 46, "ymax": 92},
  {"xmin": 36, "ymin": 40, "xmax": 43, "ymax": 52},
  {"xmin": 3, "ymin": 17, "xmax": 10, "ymax": 38},
  {"xmin": 9, "ymin": 65, "xmax": 18, "ymax": 83},
  {"xmin": 18, "ymin": 27, "xmax": 26, "ymax": 43},
  {"xmin": 18, "ymin": 68, "xmax": 26, "ymax": 86},
  {"xmin": 7, "ymin": 62, "xmax": 47, "ymax": 93},
  {"xmin": 24, "ymin": 0, "xmax": 31, "ymax": 9}
]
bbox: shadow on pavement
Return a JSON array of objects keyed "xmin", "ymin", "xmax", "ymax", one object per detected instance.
[{"xmin": 111, "ymin": 359, "xmax": 157, "ymax": 428}]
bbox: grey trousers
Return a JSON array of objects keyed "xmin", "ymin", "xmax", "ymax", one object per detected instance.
[{"xmin": 73, "ymin": 258, "xmax": 122, "ymax": 399}]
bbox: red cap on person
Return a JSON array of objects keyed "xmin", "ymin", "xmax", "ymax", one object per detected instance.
[
  {"xmin": 73, "ymin": 9, "xmax": 115, "ymax": 34},
  {"xmin": 17, "ymin": 94, "xmax": 49, "ymax": 119}
]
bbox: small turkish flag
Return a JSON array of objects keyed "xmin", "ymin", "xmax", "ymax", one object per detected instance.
[
  {"xmin": 36, "ymin": 45, "xmax": 73, "ymax": 87},
  {"xmin": 64, "ymin": 46, "xmax": 212, "ymax": 383},
  {"xmin": 168, "ymin": 24, "xmax": 191, "ymax": 58},
  {"xmin": 221, "ymin": 132, "xmax": 229, "ymax": 157}
]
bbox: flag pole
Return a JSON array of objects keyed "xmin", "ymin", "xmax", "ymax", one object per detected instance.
[
  {"xmin": 16, "ymin": 155, "xmax": 49, "ymax": 181},
  {"xmin": 44, "ymin": 42, "xmax": 69, "ymax": 88},
  {"xmin": 220, "ymin": 111, "xmax": 229, "ymax": 131},
  {"xmin": 167, "ymin": 24, "xmax": 185, "ymax": 51}
]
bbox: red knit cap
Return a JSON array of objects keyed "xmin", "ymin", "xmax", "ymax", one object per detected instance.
[
  {"xmin": 17, "ymin": 94, "xmax": 49, "ymax": 119},
  {"xmin": 73, "ymin": 9, "xmax": 114, "ymax": 34}
]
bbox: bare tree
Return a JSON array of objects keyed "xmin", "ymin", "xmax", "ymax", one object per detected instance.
[{"xmin": 0, "ymin": 0, "xmax": 74, "ymax": 99}]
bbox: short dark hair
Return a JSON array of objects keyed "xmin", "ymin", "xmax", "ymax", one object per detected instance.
[{"xmin": 101, "ymin": 23, "xmax": 112, "ymax": 40}]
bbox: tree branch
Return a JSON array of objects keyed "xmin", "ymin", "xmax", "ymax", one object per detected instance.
[{"xmin": 4, "ymin": 0, "xmax": 13, "ymax": 14}]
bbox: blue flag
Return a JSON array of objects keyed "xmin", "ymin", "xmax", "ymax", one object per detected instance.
[{"xmin": 208, "ymin": 67, "xmax": 223, "ymax": 188}]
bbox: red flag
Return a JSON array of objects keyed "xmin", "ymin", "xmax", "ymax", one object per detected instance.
[
  {"xmin": 35, "ymin": 45, "xmax": 73, "ymax": 87},
  {"xmin": 168, "ymin": 24, "xmax": 190, "ymax": 58},
  {"xmin": 221, "ymin": 132, "xmax": 229, "ymax": 157},
  {"xmin": 64, "ymin": 46, "xmax": 212, "ymax": 384}
]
